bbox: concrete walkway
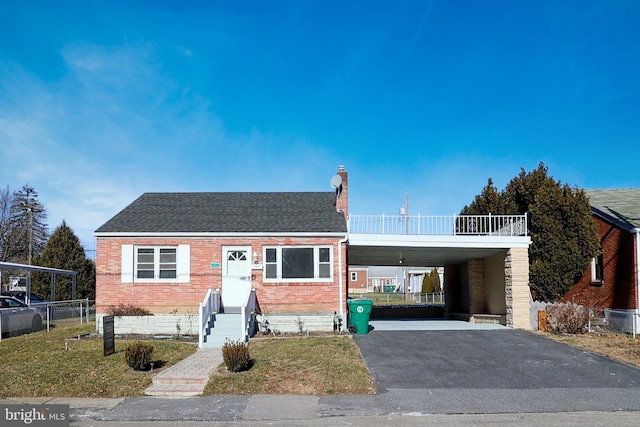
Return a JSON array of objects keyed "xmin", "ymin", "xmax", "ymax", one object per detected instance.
[{"xmin": 145, "ymin": 347, "xmax": 223, "ymax": 397}]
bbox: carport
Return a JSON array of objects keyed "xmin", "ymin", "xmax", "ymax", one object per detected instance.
[
  {"xmin": 347, "ymin": 232, "xmax": 531, "ymax": 329},
  {"xmin": 0, "ymin": 261, "xmax": 78, "ymax": 302}
]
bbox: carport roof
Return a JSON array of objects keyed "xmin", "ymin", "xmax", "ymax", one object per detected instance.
[
  {"xmin": 348, "ymin": 234, "xmax": 531, "ymax": 266},
  {"xmin": 0, "ymin": 261, "xmax": 77, "ymax": 275}
]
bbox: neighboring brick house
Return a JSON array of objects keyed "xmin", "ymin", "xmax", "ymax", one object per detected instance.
[
  {"xmin": 347, "ymin": 266, "xmax": 369, "ymax": 293},
  {"xmin": 94, "ymin": 168, "xmax": 350, "ymax": 328},
  {"xmin": 368, "ymin": 266, "xmax": 401, "ymax": 292},
  {"xmin": 563, "ymin": 189, "xmax": 640, "ymax": 328}
]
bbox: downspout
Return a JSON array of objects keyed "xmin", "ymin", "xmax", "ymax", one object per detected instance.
[
  {"xmin": 337, "ymin": 212, "xmax": 349, "ymax": 329},
  {"xmin": 338, "ymin": 234, "xmax": 349, "ymax": 329},
  {"xmin": 636, "ymin": 229, "xmax": 640, "ymax": 332}
]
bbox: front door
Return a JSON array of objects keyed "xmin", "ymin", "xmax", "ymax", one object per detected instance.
[{"xmin": 221, "ymin": 246, "xmax": 252, "ymax": 309}]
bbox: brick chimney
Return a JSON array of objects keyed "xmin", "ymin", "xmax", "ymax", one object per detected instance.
[{"xmin": 336, "ymin": 165, "xmax": 348, "ymax": 219}]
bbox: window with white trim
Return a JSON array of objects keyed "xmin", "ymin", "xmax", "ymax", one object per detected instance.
[
  {"xmin": 121, "ymin": 244, "xmax": 190, "ymax": 283},
  {"xmin": 136, "ymin": 247, "xmax": 177, "ymax": 279},
  {"xmin": 351, "ymin": 272, "xmax": 358, "ymax": 281},
  {"xmin": 264, "ymin": 246, "xmax": 333, "ymax": 281},
  {"xmin": 591, "ymin": 255, "xmax": 604, "ymax": 284}
]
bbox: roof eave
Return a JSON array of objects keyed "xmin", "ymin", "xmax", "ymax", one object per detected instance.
[
  {"xmin": 94, "ymin": 231, "xmax": 349, "ymax": 238},
  {"xmin": 591, "ymin": 207, "xmax": 638, "ymax": 233}
]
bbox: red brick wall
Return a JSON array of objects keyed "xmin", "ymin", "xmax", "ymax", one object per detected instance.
[
  {"xmin": 96, "ymin": 236, "xmax": 348, "ymax": 315},
  {"xmin": 348, "ymin": 267, "xmax": 368, "ymax": 292},
  {"xmin": 562, "ymin": 216, "xmax": 638, "ymax": 309}
]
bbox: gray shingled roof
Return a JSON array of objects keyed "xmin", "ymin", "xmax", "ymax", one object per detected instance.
[
  {"xmin": 95, "ymin": 192, "xmax": 348, "ymax": 234},
  {"xmin": 586, "ymin": 189, "xmax": 640, "ymax": 232},
  {"xmin": 368, "ymin": 266, "xmax": 401, "ymax": 278}
]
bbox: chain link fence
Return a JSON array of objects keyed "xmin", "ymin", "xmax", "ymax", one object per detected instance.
[{"xmin": 33, "ymin": 299, "xmax": 95, "ymax": 330}]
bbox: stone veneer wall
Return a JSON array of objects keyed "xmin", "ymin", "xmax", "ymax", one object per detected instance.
[
  {"xmin": 505, "ymin": 247, "xmax": 531, "ymax": 329},
  {"xmin": 468, "ymin": 259, "xmax": 486, "ymax": 314}
]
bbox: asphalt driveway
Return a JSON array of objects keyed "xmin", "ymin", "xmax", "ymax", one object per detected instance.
[
  {"xmin": 350, "ymin": 325, "xmax": 640, "ymax": 413},
  {"xmin": 354, "ymin": 328, "xmax": 640, "ymax": 390}
]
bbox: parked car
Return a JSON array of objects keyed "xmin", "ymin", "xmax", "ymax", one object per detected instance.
[
  {"xmin": 1, "ymin": 291, "xmax": 52, "ymax": 319},
  {"xmin": 1, "ymin": 290, "xmax": 48, "ymax": 304},
  {"xmin": 0, "ymin": 296, "xmax": 43, "ymax": 337}
]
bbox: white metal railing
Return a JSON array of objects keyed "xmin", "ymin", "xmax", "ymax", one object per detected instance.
[
  {"xmin": 241, "ymin": 289, "xmax": 257, "ymax": 342},
  {"xmin": 348, "ymin": 213, "xmax": 528, "ymax": 236},
  {"xmin": 198, "ymin": 288, "xmax": 221, "ymax": 348},
  {"xmin": 408, "ymin": 292, "xmax": 445, "ymax": 304}
]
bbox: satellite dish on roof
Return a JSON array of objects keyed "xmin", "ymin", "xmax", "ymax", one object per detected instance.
[
  {"xmin": 330, "ymin": 174, "xmax": 342, "ymax": 189},
  {"xmin": 330, "ymin": 174, "xmax": 342, "ymax": 206}
]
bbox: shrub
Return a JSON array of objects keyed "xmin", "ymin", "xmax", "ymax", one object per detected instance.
[
  {"xmin": 107, "ymin": 304, "xmax": 153, "ymax": 317},
  {"xmin": 124, "ymin": 342, "xmax": 154, "ymax": 371},
  {"xmin": 222, "ymin": 340, "xmax": 251, "ymax": 372},
  {"xmin": 546, "ymin": 303, "xmax": 589, "ymax": 334}
]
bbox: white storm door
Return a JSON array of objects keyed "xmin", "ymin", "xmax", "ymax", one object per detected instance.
[{"xmin": 221, "ymin": 246, "xmax": 252, "ymax": 308}]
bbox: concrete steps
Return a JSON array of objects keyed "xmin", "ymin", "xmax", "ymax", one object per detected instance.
[{"xmin": 202, "ymin": 312, "xmax": 245, "ymax": 348}]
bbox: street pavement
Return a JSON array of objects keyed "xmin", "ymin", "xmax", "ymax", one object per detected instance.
[{"xmin": 5, "ymin": 320, "xmax": 640, "ymax": 425}]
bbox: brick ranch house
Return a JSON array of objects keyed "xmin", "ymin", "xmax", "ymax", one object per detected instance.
[
  {"xmin": 347, "ymin": 266, "xmax": 369, "ymax": 293},
  {"xmin": 94, "ymin": 167, "xmax": 350, "ymax": 336},
  {"xmin": 562, "ymin": 189, "xmax": 640, "ymax": 331}
]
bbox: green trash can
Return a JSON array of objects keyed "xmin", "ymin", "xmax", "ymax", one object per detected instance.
[{"xmin": 347, "ymin": 298, "xmax": 373, "ymax": 334}]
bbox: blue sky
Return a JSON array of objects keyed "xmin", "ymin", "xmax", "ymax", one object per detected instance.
[{"xmin": 1, "ymin": 1, "xmax": 639, "ymax": 255}]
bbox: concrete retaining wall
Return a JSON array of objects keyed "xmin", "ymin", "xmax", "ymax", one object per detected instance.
[{"xmin": 96, "ymin": 314, "xmax": 198, "ymax": 336}]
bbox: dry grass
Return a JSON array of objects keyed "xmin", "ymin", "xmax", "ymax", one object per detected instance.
[
  {"xmin": 538, "ymin": 331, "xmax": 640, "ymax": 368},
  {"xmin": 203, "ymin": 336, "xmax": 375, "ymax": 395},
  {"xmin": 0, "ymin": 324, "xmax": 196, "ymax": 398}
]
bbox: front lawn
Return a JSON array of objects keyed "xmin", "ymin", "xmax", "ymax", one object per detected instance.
[
  {"xmin": 204, "ymin": 336, "xmax": 375, "ymax": 395},
  {"xmin": 539, "ymin": 331, "xmax": 640, "ymax": 368},
  {"xmin": 0, "ymin": 324, "xmax": 196, "ymax": 398}
]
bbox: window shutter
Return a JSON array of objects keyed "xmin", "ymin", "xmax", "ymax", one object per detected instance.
[
  {"xmin": 177, "ymin": 244, "xmax": 191, "ymax": 283},
  {"xmin": 121, "ymin": 245, "xmax": 134, "ymax": 283}
]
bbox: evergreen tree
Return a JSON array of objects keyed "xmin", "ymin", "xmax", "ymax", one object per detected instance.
[
  {"xmin": 8, "ymin": 185, "xmax": 48, "ymax": 264},
  {"xmin": 421, "ymin": 273, "xmax": 434, "ymax": 294},
  {"xmin": 32, "ymin": 221, "xmax": 96, "ymax": 300},
  {"xmin": 460, "ymin": 178, "xmax": 514, "ymax": 215},
  {"xmin": 460, "ymin": 162, "xmax": 600, "ymax": 301},
  {"xmin": 429, "ymin": 268, "xmax": 441, "ymax": 293}
]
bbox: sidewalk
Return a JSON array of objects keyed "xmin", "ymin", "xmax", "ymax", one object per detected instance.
[{"xmin": 5, "ymin": 397, "xmax": 640, "ymax": 426}]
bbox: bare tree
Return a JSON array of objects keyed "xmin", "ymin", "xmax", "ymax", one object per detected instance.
[{"xmin": 0, "ymin": 185, "xmax": 15, "ymax": 263}]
